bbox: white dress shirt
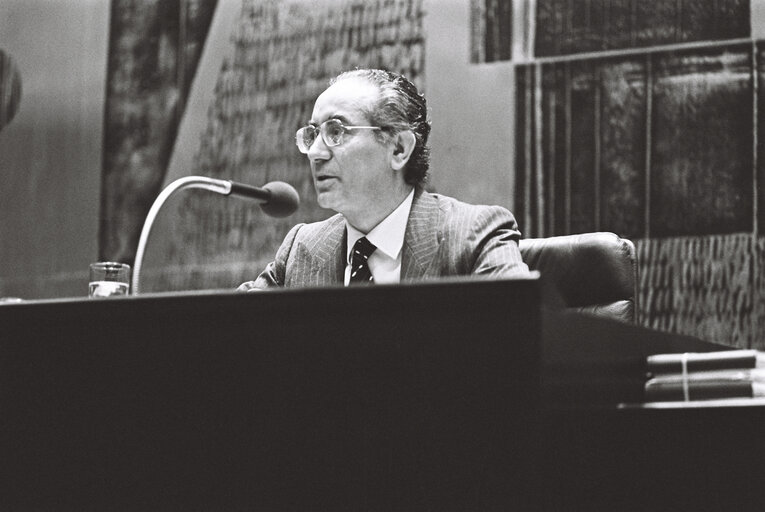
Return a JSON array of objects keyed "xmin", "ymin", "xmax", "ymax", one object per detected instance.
[{"xmin": 344, "ymin": 189, "xmax": 415, "ymax": 285}]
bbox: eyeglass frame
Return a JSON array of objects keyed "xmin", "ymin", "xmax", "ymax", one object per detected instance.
[{"xmin": 295, "ymin": 118, "xmax": 382, "ymax": 154}]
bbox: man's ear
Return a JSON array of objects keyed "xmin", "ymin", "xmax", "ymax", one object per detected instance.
[{"xmin": 390, "ymin": 130, "xmax": 416, "ymax": 171}]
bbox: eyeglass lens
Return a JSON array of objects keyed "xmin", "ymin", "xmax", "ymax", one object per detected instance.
[
  {"xmin": 321, "ymin": 120, "xmax": 345, "ymax": 145},
  {"xmin": 296, "ymin": 120, "xmax": 346, "ymax": 153},
  {"xmin": 298, "ymin": 126, "xmax": 317, "ymax": 152}
]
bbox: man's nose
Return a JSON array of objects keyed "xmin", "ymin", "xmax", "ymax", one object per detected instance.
[{"xmin": 307, "ymin": 133, "xmax": 331, "ymax": 161}]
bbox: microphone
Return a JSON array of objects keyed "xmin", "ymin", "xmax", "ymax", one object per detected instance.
[
  {"xmin": 132, "ymin": 176, "xmax": 300, "ymax": 294},
  {"xmin": 228, "ymin": 180, "xmax": 300, "ymax": 217}
]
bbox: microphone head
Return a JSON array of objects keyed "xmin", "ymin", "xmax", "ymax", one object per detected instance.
[{"xmin": 260, "ymin": 181, "xmax": 300, "ymax": 217}]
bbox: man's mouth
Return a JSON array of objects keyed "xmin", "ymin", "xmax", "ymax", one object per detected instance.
[{"xmin": 316, "ymin": 175, "xmax": 336, "ymax": 182}]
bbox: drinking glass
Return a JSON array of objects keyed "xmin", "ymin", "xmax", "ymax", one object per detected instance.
[{"xmin": 89, "ymin": 262, "xmax": 131, "ymax": 298}]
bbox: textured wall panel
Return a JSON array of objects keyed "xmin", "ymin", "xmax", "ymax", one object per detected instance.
[
  {"xmin": 568, "ymin": 61, "xmax": 599, "ymax": 235},
  {"xmin": 756, "ymin": 237, "xmax": 765, "ymax": 350},
  {"xmin": 535, "ymin": 0, "xmax": 749, "ymax": 57},
  {"xmin": 543, "ymin": 65, "xmax": 568, "ymax": 235},
  {"xmin": 515, "ymin": 64, "xmax": 535, "ymax": 235},
  {"xmin": 101, "ymin": 0, "xmax": 218, "ymax": 263},
  {"xmin": 517, "ymin": 5, "xmax": 761, "ymax": 346},
  {"xmin": 516, "ymin": 48, "xmax": 760, "ymax": 344},
  {"xmin": 598, "ymin": 58, "xmax": 647, "ymax": 239},
  {"xmin": 470, "ymin": 0, "xmax": 512, "ymax": 63},
  {"xmin": 650, "ymin": 46, "xmax": 753, "ymax": 237},
  {"xmin": 517, "ymin": 57, "xmax": 647, "ymax": 240},
  {"xmin": 758, "ymin": 41, "xmax": 765, "ymax": 235},
  {"xmin": 637, "ymin": 234, "xmax": 755, "ymax": 348}
]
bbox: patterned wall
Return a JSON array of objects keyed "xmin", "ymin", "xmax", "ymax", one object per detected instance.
[
  {"xmin": 143, "ymin": 0, "xmax": 426, "ymax": 292},
  {"xmin": 515, "ymin": 1, "xmax": 762, "ymax": 348}
]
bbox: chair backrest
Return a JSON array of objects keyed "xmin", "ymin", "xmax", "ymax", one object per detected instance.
[{"xmin": 519, "ymin": 232, "xmax": 637, "ymax": 323}]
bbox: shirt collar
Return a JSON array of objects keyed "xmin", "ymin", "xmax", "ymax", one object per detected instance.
[{"xmin": 345, "ymin": 189, "xmax": 415, "ymax": 264}]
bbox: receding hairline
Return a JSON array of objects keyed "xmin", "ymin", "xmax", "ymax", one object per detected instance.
[{"xmin": 310, "ymin": 77, "xmax": 383, "ymax": 124}]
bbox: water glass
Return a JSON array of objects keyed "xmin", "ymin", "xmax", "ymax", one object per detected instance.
[{"xmin": 89, "ymin": 262, "xmax": 131, "ymax": 298}]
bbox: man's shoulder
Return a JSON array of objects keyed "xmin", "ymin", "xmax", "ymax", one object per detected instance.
[
  {"xmin": 418, "ymin": 189, "xmax": 512, "ymax": 218},
  {"xmin": 414, "ymin": 189, "xmax": 521, "ymax": 242},
  {"xmin": 291, "ymin": 213, "xmax": 345, "ymax": 242}
]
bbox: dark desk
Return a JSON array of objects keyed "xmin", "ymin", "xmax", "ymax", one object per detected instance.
[{"xmin": 0, "ymin": 278, "xmax": 760, "ymax": 511}]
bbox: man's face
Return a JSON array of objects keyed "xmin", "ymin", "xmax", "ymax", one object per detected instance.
[{"xmin": 306, "ymin": 78, "xmax": 399, "ymax": 220}]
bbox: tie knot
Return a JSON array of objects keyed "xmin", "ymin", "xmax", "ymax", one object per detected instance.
[{"xmin": 353, "ymin": 236, "xmax": 376, "ymax": 260}]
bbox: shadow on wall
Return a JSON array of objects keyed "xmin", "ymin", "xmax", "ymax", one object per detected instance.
[{"xmin": 0, "ymin": 49, "xmax": 22, "ymax": 133}]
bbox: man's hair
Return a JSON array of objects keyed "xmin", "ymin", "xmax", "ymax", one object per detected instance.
[{"xmin": 331, "ymin": 69, "xmax": 431, "ymax": 186}]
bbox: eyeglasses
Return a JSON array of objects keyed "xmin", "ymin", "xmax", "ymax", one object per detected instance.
[{"xmin": 295, "ymin": 119, "xmax": 381, "ymax": 154}]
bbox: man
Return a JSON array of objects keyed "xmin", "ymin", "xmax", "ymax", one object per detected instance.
[{"xmin": 238, "ymin": 68, "xmax": 528, "ymax": 290}]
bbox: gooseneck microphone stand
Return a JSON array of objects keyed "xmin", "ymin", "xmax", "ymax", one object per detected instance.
[{"xmin": 132, "ymin": 176, "xmax": 299, "ymax": 294}]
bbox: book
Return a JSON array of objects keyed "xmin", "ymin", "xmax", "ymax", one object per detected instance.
[
  {"xmin": 644, "ymin": 350, "xmax": 765, "ymax": 403},
  {"xmin": 645, "ymin": 368, "xmax": 765, "ymax": 402},
  {"xmin": 646, "ymin": 349, "xmax": 765, "ymax": 374}
]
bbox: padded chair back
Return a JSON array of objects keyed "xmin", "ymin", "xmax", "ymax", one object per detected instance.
[{"xmin": 519, "ymin": 232, "xmax": 637, "ymax": 323}]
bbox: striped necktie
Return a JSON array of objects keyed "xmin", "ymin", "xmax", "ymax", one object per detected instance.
[{"xmin": 349, "ymin": 236, "xmax": 376, "ymax": 285}]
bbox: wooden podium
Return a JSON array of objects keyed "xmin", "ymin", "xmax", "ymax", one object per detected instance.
[
  {"xmin": 1, "ymin": 277, "xmax": 542, "ymax": 510},
  {"xmin": 1, "ymin": 276, "xmax": 764, "ymax": 511}
]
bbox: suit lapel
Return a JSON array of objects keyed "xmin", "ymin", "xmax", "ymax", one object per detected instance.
[
  {"xmin": 305, "ymin": 215, "xmax": 346, "ymax": 286},
  {"xmin": 401, "ymin": 188, "xmax": 442, "ymax": 280}
]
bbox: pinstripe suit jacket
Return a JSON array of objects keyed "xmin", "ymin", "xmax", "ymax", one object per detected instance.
[{"xmin": 240, "ymin": 188, "xmax": 529, "ymax": 290}]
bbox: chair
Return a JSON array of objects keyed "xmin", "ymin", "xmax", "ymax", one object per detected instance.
[{"xmin": 519, "ymin": 232, "xmax": 637, "ymax": 323}]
